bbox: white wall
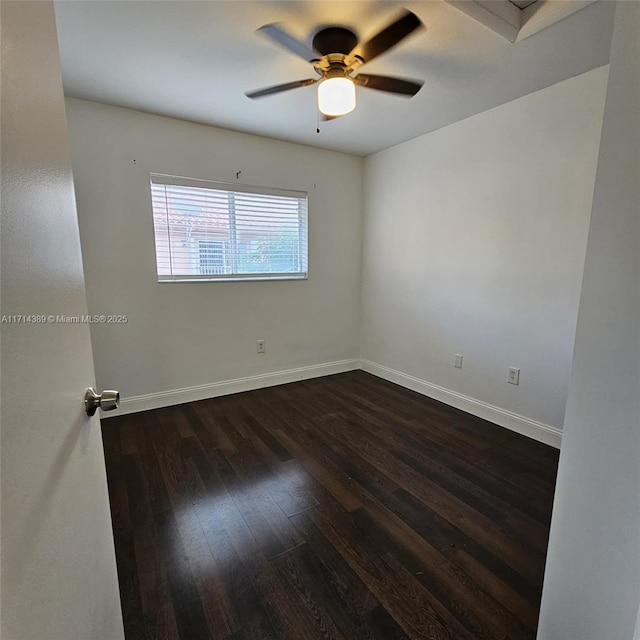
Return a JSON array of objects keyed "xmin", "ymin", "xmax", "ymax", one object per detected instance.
[
  {"xmin": 0, "ymin": 2, "xmax": 123, "ymax": 638},
  {"xmin": 360, "ymin": 66, "xmax": 609, "ymax": 439},
  {"xmin": 538, "ymin": 2, "xmax": 640, "ymax": 638},
  {"xmin": 65, "ymin": 99, "xmax": 362, "ymax": 408}
]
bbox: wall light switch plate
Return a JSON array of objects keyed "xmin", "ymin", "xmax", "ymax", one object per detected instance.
[
  {"xmin": 257, "ymin": 339, "xmax": 266, "ymax": 354},
  {"xmin": 508, "ymin": 367, "xmax": 520, "ymax": 385},
  {"xmin": 454, "ymin": 354, "xmax": 463, "ymax": 369}
]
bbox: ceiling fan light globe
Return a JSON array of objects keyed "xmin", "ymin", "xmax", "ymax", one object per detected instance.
[{"xmin": 318, "ymin": 77, "xmax": 356, "ymax": 116}]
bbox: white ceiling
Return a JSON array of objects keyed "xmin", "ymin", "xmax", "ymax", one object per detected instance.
[{"xmin": 53, "ymin": 1, "xmax": 614, "ymax": 156}]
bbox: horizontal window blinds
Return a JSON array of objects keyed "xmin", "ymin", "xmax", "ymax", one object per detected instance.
[{"xmin": 150, "ymin": 174, "xmax": 308, "ymax": 282}]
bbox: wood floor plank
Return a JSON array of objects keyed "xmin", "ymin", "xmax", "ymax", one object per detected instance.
[
  {"xmin": 313, "ymin": 376, "xmax": 555, "ymax": 501},
  {"xmin": 347, "ymin": 372, "xmax": 558, "ymax": 474},
  {"xmin": 291, "ymin": 425, "xmax": 542, "ymax": 630},
  {"xmin": 102, "ymin": 371, "xmax": 558, "ymax": 640},
  {"xmin": 271, "ymin": 427, "xmax": 362, "ymax": 513},
  {"xmin": 288, "ymin": 379, "xmax": 539, "ymax": 525},
  {"xmin": 137, "ymin": 414, "xmax": 173, "ymax": 516},
  {"xmin": 135, "ymin": 528, "xmax": 180, "ymax": 640},
  {"xmin": 319, "ymin": 414, "xmax": 543, "ymax": 583},
  {"xmin": 301, "ymin": 504, "xmax": 469, "ymax": 640},
  {"xmin": 190, "ymin": 402, "xmax": 239, "ymax": 457},
  {"xmin": 119, "ymin": 414, "xmax": 140, "ymax": 456},
  {"xmin": 270, "ymin": 544, "xmax": 350, "ymax": 640},
  {"xmin": 251, "ymin": 553, "xmax": 318, "ymax": 640},
  {"xmin": 352, "ymin": 507, "xmax": 533, "ymax": 640},
  {"xmin": 113, "ymin": 530, "xmax": 146, "ymax": 640},
  {"xmin": 386, "ymin": 486, "xmax": 542, "ymax": 605},
  {"xmin": 152, "ymin": 509, "xmax": 211, "ymax": 640},
  {"xmin": 322, "ymin": 372, "xmax": 558, "ymax": 480}
]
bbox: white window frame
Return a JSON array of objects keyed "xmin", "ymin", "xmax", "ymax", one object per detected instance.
[{"xmin": 150, "ymin": 173, "xmax": 309, "ymax": 283}]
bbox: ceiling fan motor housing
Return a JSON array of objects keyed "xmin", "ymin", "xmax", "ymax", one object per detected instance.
[{"xmin": 312, "ymin": 27, "xmax": 358, "ymax": 56}]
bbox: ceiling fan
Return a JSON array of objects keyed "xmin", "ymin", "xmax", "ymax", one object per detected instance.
[{"xmin": 245, "ymin": 9, "xmax": 425, "ymax": 119}]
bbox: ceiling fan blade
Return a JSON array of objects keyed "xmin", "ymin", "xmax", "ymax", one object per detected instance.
[
  {"xmin": 258, "ymin": 23, "xmax": 317, "ymax": 61},
  {"xmin": 352, "ymin": 10, "xmax": 424, "ymax": 64},
  {"xmin": 354, "ymin": 73, "xmax": 423, "ymax": 96},
  {"xmin": 245, "ymin": 78, "xmax": 318, "ymax": 99}
]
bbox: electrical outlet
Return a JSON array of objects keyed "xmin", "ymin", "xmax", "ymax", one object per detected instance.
[
  {"xmin": 508, "ymin": 367, "xmax": 520, "ymax": 385},
  {"xmin": 454, "ymin": 354, "xmax": 463, "ymax": 369},
  {"xmin": 256, "ymin": 339, "xmax": 266, "ymax": 354}
]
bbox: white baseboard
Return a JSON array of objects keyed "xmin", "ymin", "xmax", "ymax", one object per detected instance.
[
  {"xmin": 107, "ymin": 356, "xmax": 562, "ymax": 449},
  {"xmin": 359, "ymin": 359, "xmax": 562, "ymax": 449},
  {"xmin": 108, "ymin": 358, "xmax": 359, "ymax": 417}
]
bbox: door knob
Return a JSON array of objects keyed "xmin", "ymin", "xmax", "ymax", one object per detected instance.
[{"xmin": 85, "ymin": 387, "xmax": 120, "ymax": 416}]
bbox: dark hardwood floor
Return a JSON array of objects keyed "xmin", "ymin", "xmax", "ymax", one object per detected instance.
[{"xmin": 102, "ymin": 371, "xmax": 559, "ymax": 640}]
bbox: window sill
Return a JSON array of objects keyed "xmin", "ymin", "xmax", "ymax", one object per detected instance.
[{"xmin": 158, "ymin": 274, "xmax": 308, "ymax": 283}]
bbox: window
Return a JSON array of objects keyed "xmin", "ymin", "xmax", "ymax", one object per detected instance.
[{"xmin": 150, "ymin": 174, "xmax": 308, "ymax": 282}]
